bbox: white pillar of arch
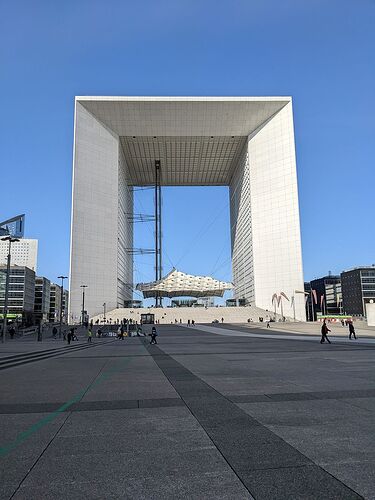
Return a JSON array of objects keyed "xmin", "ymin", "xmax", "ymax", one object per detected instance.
[
  {"xmin": 230, "ymin": 102, "xmax": 305, "ymax": 320},
  {"xmin": 69, "ymin": 103, "xmax": 133, "ymax": 322}
]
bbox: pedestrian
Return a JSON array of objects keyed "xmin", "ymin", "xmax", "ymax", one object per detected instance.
[
  {"xmin": 97, "ymin": 328, "xmax": 102, "ymax": 338},
  {"xmin": 341, "ymin": 319, "xmax": 345, "ymax": 327},
  {"xmin": 221, "ymin": 317, "xmax": 224, "ymax": 323},
  {"xmin": 187, "ymin": 319, "xmax": 190, "ymax": 327},
  {"xmin": 192, "ymin": 320, "xmax": 195, "ymax": 327},
  {"xmin": 348, "ymin": 322, "xmax": 357, "ymax": 340},
  {"xmin": 9, "ymin": 326, "xmax": 15, "ymax": 339},
  {"xmin": 87, "ymin": 328, "xmax": 93, "ymax": 343},
  {"xmin": 67, "ymin": 329, "xmax": 72, "ymax": 345},
  {"xmin": 71, "ymin": 328, "xmax": 78, "ymax": 341},
  {"xmin": 266, "ymin": 320, "xmax": 270, "ymax": 329},
  {"xmin": 320, "ymin": 320, "xmax": 331, "ymax": 344},
  {"xmin": 149, "ymin": 326, "xmax": 158, "ymax": 345},
  {"xmin": 52, "ymin": 326, "xmax": 57, "ymax": 339}
]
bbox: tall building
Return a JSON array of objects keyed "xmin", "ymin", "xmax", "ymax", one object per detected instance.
[
  {"xmin": 341, "ymin": 266, "xmax": 375, "ymax": 317},
  {"xmin": 62, "ymin": 289, "xmax": 69, "ymax": 323},
  {"xmin": 0, "ymin": 239, "xmax": 38, "ymax": 272},
  {"xmin": 310, "ymin": 275, "xmax": 342, "ymax": 316},
  {"xmin": 49, "ymin": 283, "xmax": 62, "ymax": 323},
  {"xmin": 34, "ymin": 277, "xmax": 51, "ymax": 323},
  {"xmin": 70, "ymin": 96, "xmax": 305, "ymax": 320},
  {"xmin": 0, "ymin": 265, "xmax": 36, "ymax": 324}
]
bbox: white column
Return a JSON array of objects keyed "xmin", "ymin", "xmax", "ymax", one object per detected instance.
[
  {"xmin": 248, "ymin": 102, "xmax": 305, "ymax": 320},
  {"xmin": 69, "ymin": 102, "xmax": 133, "ymax": 321}
]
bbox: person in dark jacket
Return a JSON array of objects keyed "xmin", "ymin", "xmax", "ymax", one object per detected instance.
[
  {"xmin": 348, "ymin": 322, "xmax": 357, "ymax": 340},
  {"xmin": 149, "ymin": 326, "xmax": 158, "ymax": 345},
  {"xmin": 320, "ymin": 320, "xmax": 331, "ymax": 344}
]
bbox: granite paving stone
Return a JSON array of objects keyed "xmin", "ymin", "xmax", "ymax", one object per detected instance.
[{"xmin": 1, "ymin": 324, "xmax": 374, "ymax": 499}]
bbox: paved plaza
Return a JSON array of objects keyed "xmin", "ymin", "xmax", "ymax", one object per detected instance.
[{"xmin": 1, "ymin": 324, "xmax": 375, "ymax": 499}]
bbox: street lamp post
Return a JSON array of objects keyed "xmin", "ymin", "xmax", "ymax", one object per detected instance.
[
  {"xmin": 80, "ymin": 285, "xmax": 88, "ymax": 326},
  {"xmin": 58, "ymin": 275, "xmax": 68, "ymax": 339},
  {"xmin": 1, "ymin": 236, "xmax": 20, "ymax": 343}
]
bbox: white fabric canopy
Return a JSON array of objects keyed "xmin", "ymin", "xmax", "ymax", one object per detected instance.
[{"xmin": 136, "ymin": 269, "xmax": 233, "ymax": 298}]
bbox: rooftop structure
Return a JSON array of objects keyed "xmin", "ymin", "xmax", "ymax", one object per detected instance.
[
  {"xmin": 0, "ymin": 214, "xmax": 25, "ymax": 238},
  {"xmin": 137, "ymin": 269, "xmax": 233, "ymax": 299}
]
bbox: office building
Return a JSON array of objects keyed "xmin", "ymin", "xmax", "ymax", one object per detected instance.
[
  {"xmin": 0, "ymin": 265, "xmax": 36, "ymax": 324},
  {"xmin": 0, "ymin": 214, "xmax": 25, "ymax": 238},
  {"xmin": 341, "ymin": 266, "xmax": 375, "ymax": 317},
  {"xmin": 34, "ymin": 276, "xmax": 51, "ymax": 323},
  {"xmin": 49, "ymin": 283, "xmax": 62, "ymax": 323},
  {"xmin": 0, "ymin": 239, "xmax": 38, "ymax": 272},
  {"xmin": 62, "ymin": 289, "xmax": 69, "ymax": 323},
  {"xmin": 310, "ymin": 275, "xmax": 342, "ymax": 316},
  {"xmin": 69, "ymin": 96, "xmax": 305, "ymax": 320}
]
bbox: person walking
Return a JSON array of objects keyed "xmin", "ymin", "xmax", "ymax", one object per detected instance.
[
  {"xmin": 320, "ymin": 320, "xmax": 331, "ymax": 344},
  {"xmin": 87, "ymin": 328, "xmax": 93, "ymax": 343},
  {"xmin": 9, "ymin": 326, "xmax": 15, "ymax": 339},
  {"xmin": 149, "ymin": 326, "xmax": 158, "ymax": 345},
  {"xmin": 52, "ymin": 326, "xmax": 57, "ymax": 339},
  {"xmin": 348, "ymin": 322, "xmax": 357, "ymax": 340},
  {"xmin": 192, "ymin": 320, "xmax": 195, "ymax": 327},
  {"xmin": 67, "ymin": 329, "xmax": 72, "ymax": 345},
  {"xmin": 71, "ymin": 327, "xmax": 78, "ymax": 341},
  {"xmin": 187, "ymin": 319, "xmax": 190, "ymax": 327}
]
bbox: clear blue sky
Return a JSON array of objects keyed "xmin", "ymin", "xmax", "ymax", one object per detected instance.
[{"xmin": 1, "ymin": 0, "xmax": 374, "ymax": 300}]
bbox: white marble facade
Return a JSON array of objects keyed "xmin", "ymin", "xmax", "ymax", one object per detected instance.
[{"xmin": 69, "ymin": 97, "xmax": 305, "ymax": 321}]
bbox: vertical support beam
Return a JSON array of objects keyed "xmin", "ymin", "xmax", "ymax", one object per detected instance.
[
  {"xmin": 154, "ymin": 160, "xmax": 161, "ymax": 307},
  {"xmin": 158, "ymin": 176, "xmax": 162, "ymax": 307}
]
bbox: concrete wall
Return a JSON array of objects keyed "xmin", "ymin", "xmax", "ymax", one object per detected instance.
[
  {"xmin": 118, "ymin": 143, "xmax": 133, "ymax": 308},
  {"xmin": 366, "ymin": 303, "xmax": 375, "ymax": 326},
  {"xmin": 69, "ymin": 102, "xmax": 132, "ymax": 321},
  {"xmin": 229, "ymin": 102, "xmax": 305, "ymax": 320},
  {"xmin": 247, "ymin": 102, "xmax": 305, "ymax": 320},
  {"xmin": 230, "ymin": 146, "xmax": 254, "ymax": 303}
]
